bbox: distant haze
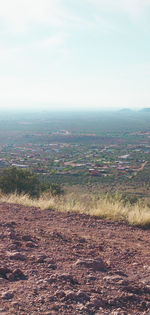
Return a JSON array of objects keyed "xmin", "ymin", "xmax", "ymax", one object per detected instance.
[{"xmin": 0, "ymin": 0, "xmax": 150, "ymax": 110}]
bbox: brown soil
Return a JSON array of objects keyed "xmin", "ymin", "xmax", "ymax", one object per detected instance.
[{"xmin": 0, "ymin": 202, "xmax": 150, "ymax": 315}]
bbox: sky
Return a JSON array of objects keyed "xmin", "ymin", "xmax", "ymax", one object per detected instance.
[{"xmin": 0, "ymin": 0, "xmax": 150, "ymax": 111}]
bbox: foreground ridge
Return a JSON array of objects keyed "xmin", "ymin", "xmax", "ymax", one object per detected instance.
[{"xmin": 0, "ymin": 202, "xmax": 149, "ymax": 314}]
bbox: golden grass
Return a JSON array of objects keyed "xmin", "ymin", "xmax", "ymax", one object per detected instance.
[{"xmin": 0, "ymin": 190, "xmax": 150, "ymax": 227}]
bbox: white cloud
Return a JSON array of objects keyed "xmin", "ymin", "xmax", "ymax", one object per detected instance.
[
  {"xmin": 0, "ymin": 0, "xmax": 149, "ymax": 110},
  {"xmin": 0, "ymin": 0, "xmax": 150, "ymax": 37},
  {"xmin": 0, "ymin": 0, "xmax": 65, "ymax": 33},
  {"xmin": 87, "ymin": 0, "xmax": 150, "ymax": 19},
  {"xmin": 0, "ymin": 47, "xmax": 20, "ymax": 62},
  {"xmin": 35, "ymin": 32, "xmax": 68, "ymax": 49}
]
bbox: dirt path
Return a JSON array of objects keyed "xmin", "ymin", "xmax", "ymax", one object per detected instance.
[
  {"xmin": 0, "ymin": 202, "xmax": 150, "ymax": 314},
  {"xmin": 138, "ymin": 161, "xmax": 148, "ymax": 171}
]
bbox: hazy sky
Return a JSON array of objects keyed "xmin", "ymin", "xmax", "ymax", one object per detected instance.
[{"xmin": 0, "ymin": 0, "xmax": 150, "ymax": 110}]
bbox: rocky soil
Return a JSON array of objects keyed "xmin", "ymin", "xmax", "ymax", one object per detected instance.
[{"xmin": 0, "ymin": 202, "xmax": 150, "ymax": 314}]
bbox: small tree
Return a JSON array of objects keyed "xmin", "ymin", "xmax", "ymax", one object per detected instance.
[
  {"xmin": 40, "ymin": 182, "xmax": 63, "ymax": 196},
  {"xmin": 0, "ymin": 167, "xmax": 40, "ymax": 197}
]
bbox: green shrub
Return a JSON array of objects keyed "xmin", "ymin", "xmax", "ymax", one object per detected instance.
[
  {"xmin": 40, "ymin": 182, "xmax": 63, "ymax": 196},
  {"xmin": 0, "ymin": 167, "xmax": 63, "ymax": 198},
  {"xmin": 0, "ymin": 167, "xmax": 40, "ymax": 197}
]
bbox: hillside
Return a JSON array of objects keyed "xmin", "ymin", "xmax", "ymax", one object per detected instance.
[{"xmin": 0, "ymin": 203, "xmax": 150, "ymax": 314}]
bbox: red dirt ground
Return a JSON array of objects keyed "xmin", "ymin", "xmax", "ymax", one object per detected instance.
[{"xmin": 0, "ymin": 202, "xmax": 150, "ymax": 315}]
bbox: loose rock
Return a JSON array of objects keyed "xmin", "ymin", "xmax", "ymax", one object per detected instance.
[
  {"xmin": 7, "ymin": 252, "xmax": 26, "ymax": 261},
  {"xmin": 74, "ymin": 258, "xmax": 107, "ymax": 271},
  {"xmin": 1, "ymin": 291, "xmax": 14, "ymax": 300}
]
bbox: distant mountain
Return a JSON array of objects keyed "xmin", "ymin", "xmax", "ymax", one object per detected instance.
[
  {"xmin": 119, "ymin": 108, "xmax": 132, "ymax": 112},
  {"xmin": 140, "ymin": 108, "xmax": 150, "ymax": 112}
]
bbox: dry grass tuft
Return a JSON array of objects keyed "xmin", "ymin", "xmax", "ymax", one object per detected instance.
[{"xmin": 0, "ymin": 190, "xmax": 150, "ymax": 227}]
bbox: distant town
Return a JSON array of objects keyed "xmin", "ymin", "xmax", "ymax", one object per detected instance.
[
  {"xmin": 0, "ymin": 110, "xmax": 150, "ymax": 190},
  {"xmin": 0, "ymin": 129, "xmax": 149, "ymax": 181}
]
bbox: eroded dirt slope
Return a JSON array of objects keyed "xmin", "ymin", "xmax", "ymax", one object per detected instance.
[{"xmin": 0, "ymin": 202, "xmax": 150, "ymax": 314}]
